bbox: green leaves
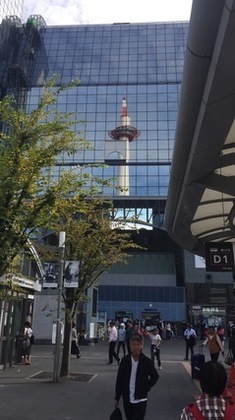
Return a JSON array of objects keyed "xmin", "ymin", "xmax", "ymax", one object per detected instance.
[
  {"xmin": 55, "ymin": 198, "xmax": 143, "ymax": 306},
  {"xmin": 0, "ymin": 80, "xmax": 93, "ymax": 276}
]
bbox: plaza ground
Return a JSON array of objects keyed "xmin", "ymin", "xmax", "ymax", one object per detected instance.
[{"xmin": 0, "ymin": 337, "xmax": 228, "ymax": 419}]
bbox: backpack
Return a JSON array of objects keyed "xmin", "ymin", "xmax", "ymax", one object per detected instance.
[
  {"xmin": 30, "ymin": 334, "xmax": 35, "ymax": 345},
  {"xmin": 208, "ymin": 335, "xmax": 220, "ymax": 354},
  {"xmin": 186, "ymin": 400, "xmax": 235, "ymax": 419}
]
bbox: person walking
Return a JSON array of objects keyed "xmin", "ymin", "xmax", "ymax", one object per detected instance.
[
  {"xmin": 228, "ymin": 327, "xmax": 235, "ymax": 386},
  {"xmin": 229, "ymin": 327, "xmax": 235, "ymax": 363},
  {"xmin": 172, "ymin": 323, "xmax": 178, "ymax": 339},
  {"xmin": 157, "ymin": 320, "xmax": 164, "ymax": 339},
  {"xmin": 202, "ymin": 327, "xmax": 223, "ymax": 362},
  {"xmin": 184, "ymin": 323, "xmax": 197, "ymax": 361},
  {"xmin": 107, "ymin": 321, "xmax": 120, "ymax": 365},
  {"xmin": 117, "ymin": 323, "xmax": 126, "ymax": 358},
  {"xmin": 114, "ymin": 334, "xmax": 159, "ymax": 420},
  {"xmin": 126, "ymin": 321, "xmax": 134, "ymax": 355},
  {"xmin": 217, "ymin": 326, "xmax": 225, "ymax": 357},
  {"xmin": 148, "ymin": 328, "xmax": 162, "ymax": 370},
  {"xmin": 179, "ymin": 361, "xmax": 235, "ymax": 419},
  {"xmin": 21, "ymin": 321, "xmax": 33, "ymax": 365},
  {"xmin": 71, "ymin": 322, "xmax": 81, "ymax": 359},
  {"xmin": 166, "ymin": 322, "xmax": 172, "ymax": 340}
]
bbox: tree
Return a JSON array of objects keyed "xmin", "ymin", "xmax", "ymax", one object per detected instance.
[
  {"xmin": 0, "ymin": 77, "xmax": 97, "ymax": 277},
  {"xmin": 0, "ymin": 77, "xmax": 143, "ymax": 377},
  {"xmin": 49, "ymin": 198, "xmax": 144, "ymax": 378}
]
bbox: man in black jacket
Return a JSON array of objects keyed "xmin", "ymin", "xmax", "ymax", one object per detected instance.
[{"xmin": 114, "ymin": 333, "xmax": 159, "ymax": 420}]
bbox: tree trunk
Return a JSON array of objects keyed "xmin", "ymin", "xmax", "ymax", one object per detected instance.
[
  {"xmin": 60, "ymin": 316, "xmax": 72, "ymax": 377},
  {"xmin": 60, "ymin": 288, "xmax": 75, "ymax": 377}
]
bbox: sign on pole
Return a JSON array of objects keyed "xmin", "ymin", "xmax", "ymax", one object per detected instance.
[{"xmin": 205, "ymin": 243, "xmax": 234, "ymax": 272}]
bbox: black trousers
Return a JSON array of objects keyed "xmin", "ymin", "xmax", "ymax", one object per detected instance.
[
  {"xmin": 210, "ymin": 352, "xmax": 219, "ymax": 362},
  {"xmin": 123, "ymin": 400, "xmax": 147, "ymax": 420},
  {"xmin": 71, "ymin": 340, "xmax": 80, "ymax": 357},
  {"xmin": 109, "ymin": 341, "xmax": 119, "ymax": 363},
  {"xmin": 151, "ymin": 345, "xmax": 161, "ymax": 367},
  {"xmin": 185, "ymin": 341, "xmax": 194, "ymax": 359},
  {"xmin": 126, "ymin": 338, "xmax": 131, "ymax": 354},
  {"xmin": 117, "ymin": 340, "xmax": 126, "ymax": 357}
]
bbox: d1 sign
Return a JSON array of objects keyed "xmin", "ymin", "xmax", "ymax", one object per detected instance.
[{"xmin": 205, "ymin": 243, "xmax": 234, "ymax": 272}]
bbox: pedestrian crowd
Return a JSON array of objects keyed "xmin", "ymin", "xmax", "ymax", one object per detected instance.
[
  {"xmin": 20, "ymin": 315, "xmax": 235, "ymax": 419},
  {"xmin": 106, "ymin": 318, "xmax": 235, "ymax": 419}
]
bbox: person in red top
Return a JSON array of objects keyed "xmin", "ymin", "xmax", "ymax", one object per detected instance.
[{"xmin": 179, "ymin": 361, "xmax": 235, "ymax": 419}]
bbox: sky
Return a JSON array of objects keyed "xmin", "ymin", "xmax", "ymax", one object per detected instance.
[{"xmin": 23, "ymin": 0, "xmax": 193, "ymax": 26}]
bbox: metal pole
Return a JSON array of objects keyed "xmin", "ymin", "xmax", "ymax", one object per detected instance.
[{"xmin": 53, "ymin": 231, "xmax": 65, "ymax": 383}]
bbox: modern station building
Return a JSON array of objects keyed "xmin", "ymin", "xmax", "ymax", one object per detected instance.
[
  {"xmin": 27, "ymin": 19, "xmax": 189, "ymax": 339},
  {"xmin": 0, "ymin": 0, "xmax": 24, "ymax": 22},
  {"xmin": 165, "ymin": 0, "xmax": 235, "ymax": 329},
  {"xmin": 0, "ymin": 0, "xmax": 234, "ymax": 344}
]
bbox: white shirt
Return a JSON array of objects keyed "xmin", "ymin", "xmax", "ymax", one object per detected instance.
[
  {"xmin": 184, "ymin": 328, "xmax": 197, "ymax": 339},
  {"xmin": 150, "ymin": 333, "xmax": 161, "ymax": 347},
  {"xmin": 109, "ymin": 326, "xmax": 118, "ymax": 342},
  {"xmin": 25, "ymin": 327, "xmax": 33, "ymax": 338},
  {"xmin": 118, "ymin": 328, "xmax": 126, "ymax": 342},
  {"xmin": 129, "ymin": 357, "xmax": 147, "ymax": 404}
]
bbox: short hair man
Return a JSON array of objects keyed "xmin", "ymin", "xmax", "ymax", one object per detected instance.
[
  {"xmin": 179, "ymin": 361, "xmax": 235, "ymax": 419},
  {"xmin": 183, "ymin": 323, "xmax": 197, "ymax": 361},
  {"xmin": 107, "ymin": 321, "xmax": 120, "ymax": 365},
  {"xmin": 114, "ymin": 334, "xmax": 159, "ymax": 420}
]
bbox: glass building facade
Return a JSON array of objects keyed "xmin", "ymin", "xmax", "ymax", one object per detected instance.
[
  {"xmin": 27, "ymin": 22, "xmax": 189, "ymax": 324},
  {"xmin": 0, "ymin": 19, "xmax": 190, "ymax": 331},
  {"xmin": 0, "ymin": 0, "xmax": 24, "ymax": 22},
  {"xmin": 0, "ymin": 16, "xmax": 234, "ymax": 341},
  {"xmin": 28, "ymin": 22, "xmax": 188, "ymax": 198}
]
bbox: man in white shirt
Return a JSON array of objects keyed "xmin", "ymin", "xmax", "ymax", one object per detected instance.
[
  {"xmin": 117, "ymin": 323, "xmax": 126, "ymax": 358},
  {"xmin": 107, "ymin": 321, "xmax": 120, "ymax": 365},
  {"xmin": 184, "ymin": 323, "xmax": 197, "ymax": 361},
  {"xmin": 148, "ymin": 328, "xmax": 162, "ymax": 369},
  {"xmin": 114, "ymin": 334, "xmax": 159, "ymax": 420}
]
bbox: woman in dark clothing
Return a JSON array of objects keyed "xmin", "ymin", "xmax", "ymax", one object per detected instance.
[
  {"xmin": 114, "ymin": 334, "xmax": 159, "ymax": 420},
  {"xmin": 125, "ymin": 321, "xmax": 134, "ymax": 354},
  {"xmin": 229, "ymin": 327, "xmax": 235, "ymax": 363}
]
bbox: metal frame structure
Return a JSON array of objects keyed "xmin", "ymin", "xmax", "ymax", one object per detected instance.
[{"xmin": 165, "ymin": 0, "xmax": 235, "ymax": 256}]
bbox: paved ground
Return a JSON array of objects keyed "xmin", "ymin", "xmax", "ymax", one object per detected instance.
[{"xmin": 0, "ymin": 338, "xmax": 228, "ymax": 419}]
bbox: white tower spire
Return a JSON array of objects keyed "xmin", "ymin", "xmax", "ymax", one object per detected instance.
[{"xmin": 107, "ymin": 97, "xmax": 140, "ymax": 196}]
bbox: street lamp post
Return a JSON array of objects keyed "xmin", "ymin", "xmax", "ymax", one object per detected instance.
[{"xmin": 53, "ymin": 231, "xmax": 66, "ymax": 383}]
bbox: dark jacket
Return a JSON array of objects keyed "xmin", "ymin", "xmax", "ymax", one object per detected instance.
[
  {"xmin": 229, "ymin": 335, "xmax": 235, "ymax": 351},
  {"xmin": 115, "ymin": 352, "xmax": 159, "ymax": 403}
]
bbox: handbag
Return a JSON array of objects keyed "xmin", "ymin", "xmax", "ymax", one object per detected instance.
[
  {"xmin": 224, "ymin": 351, "xmax": 233, "ymax": 366},
  {"xmin": 109, "ymin": 407, "xmax": 123, "ymax": 420}
]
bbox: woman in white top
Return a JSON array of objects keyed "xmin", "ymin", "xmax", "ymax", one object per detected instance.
[
  {"xmin": 148, "ymin": 328, "xmax": 162, "ymax": 370},
  {"xmin": 22, "ymin": 321, "xmax": 33, "ymax": 365},
  {"xmin": 71, "ymin": 322, "xmax": 81, "ymax": 359}
]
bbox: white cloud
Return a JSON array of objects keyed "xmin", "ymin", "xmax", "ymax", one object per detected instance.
[
  {"xmin": 24, "ymin": 0, "xmax": 86, "ymax": 25},
  {"xmin": 24, "ymin": 0, "xmax": 193, "ymax": 25}
]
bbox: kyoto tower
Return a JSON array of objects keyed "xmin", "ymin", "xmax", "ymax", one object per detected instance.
[{"xmin": 107, "ymin": 97, "xmax": 140, "ymax": 195}]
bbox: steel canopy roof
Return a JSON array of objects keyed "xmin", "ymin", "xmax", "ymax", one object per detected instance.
[{"xmin": 165, "ymin": 0, "xmax": 235, "ymax": 256}]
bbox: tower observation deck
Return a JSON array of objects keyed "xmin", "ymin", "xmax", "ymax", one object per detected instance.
[
  {"xmin": 107, "ymin": 97, "xmax": 140, "ymax": 196},
  {"xmin": 108, "ymin": 97, "xmax": 140, "ymax": 142}
]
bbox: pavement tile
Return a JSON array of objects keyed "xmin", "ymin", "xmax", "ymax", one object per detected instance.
[{"xmin": 0, "ymin": 338, "xmax": 227, "ymax": 419}]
